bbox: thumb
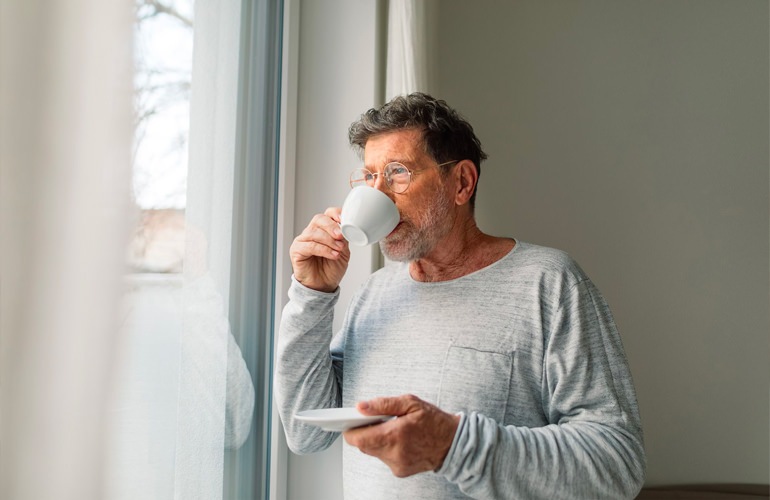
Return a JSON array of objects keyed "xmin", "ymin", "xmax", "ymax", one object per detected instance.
[{"xmin": 357, "ymin": 394, "xmax": 423, "ymax": 417}]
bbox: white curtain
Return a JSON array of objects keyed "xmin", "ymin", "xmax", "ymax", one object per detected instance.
[
  {"xmin": 173, "ymin": 0, "xmax": 255, "ymax": 496},
  {"xmin": 104, "ymin": 0, "xmax": 254, "ymax": 499},
  {"xmin": 0, "ymin": 0, "xmax": 254, "ymax": 499},
  {"xmin": 0, "ymin": 1, "xmax": 134, "ymax": 500},
  {"xmin": 385, "ymin": 0, "xmax": 429, "ymax": 100}
]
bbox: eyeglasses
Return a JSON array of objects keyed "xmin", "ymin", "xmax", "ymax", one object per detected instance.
[{"xmin": 349, "ymin": 160, "xmax": 458, "ymax": 194}]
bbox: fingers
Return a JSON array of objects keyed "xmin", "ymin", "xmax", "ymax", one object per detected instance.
[
  {"xmin": 295, "ymin": 226, "xmax": 346, "ymax": 259},
  {"xmin": 342, "ymin": 416, "xmax": 396, "ymax": 459},
  {"xmin": 289, "ymin": 208, "xmax": 351, "ymax": 293},
  {"xmin": 292, "ymin": 211, "xmax": 348, "ymax": 260},
  {"xmin": 305, "ymin": 212, "xmax": 345, "ymax": 245},
  {"xmin": 343, "ymin": 419, "xmax": 392, "ymax": 448},
  {"xmin": 344, "ymin": 396, "xmax": 461, "ymax": 478},
  {"xmin": 357, "ymin": 394, "xmax": 422, "ymax": 417},
  {"xmin": 323, "ymin": 206, "xmax": 342, "ymax": 223}
]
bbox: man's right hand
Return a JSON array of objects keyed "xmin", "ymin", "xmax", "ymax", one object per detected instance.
[{"xmin": 289, "ymin": 207, "xmax": 350, "ymax": 293}]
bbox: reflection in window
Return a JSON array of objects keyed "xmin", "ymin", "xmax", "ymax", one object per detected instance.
[{"xmin": 111, "ymin": 1, "xmax": 281, "ymax": 498}]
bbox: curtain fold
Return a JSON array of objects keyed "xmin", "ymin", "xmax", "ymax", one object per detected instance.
[
  {"xmin": 385, "ymin": 0, "xmax": 428, "ymax": 99},
  {"xmin": 105, "ymin": 0, "xmax": 258, "ymax": 498},
  {"xmin": 0, "ymin": 1, "xmax": 134, "ymax": 499},
  {"xmin": 2, "ymin": 0, "xmax": 273, "ymax": 497},
  {"xmin": 108, "ymin": 0, "xmax": 254, "ymax": 498},
  {"xmin": 174, "ymin": 0, "xmax": 256, "ymax": 498}
]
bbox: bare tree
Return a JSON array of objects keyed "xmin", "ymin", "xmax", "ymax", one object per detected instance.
[
  {"xmin": 137, "ymin": 0, "xmax": 193, "ymax": 28},
  {"xmin": 129, "ymin": 0, "xmax": 193, "ymax": 272},
  {"xmin": 132, "ymin": 0, "xmax": 194, "ymax": 209}
]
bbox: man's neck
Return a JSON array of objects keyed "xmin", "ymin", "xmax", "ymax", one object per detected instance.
[{"xmin": 408, "ymin": 218, "xmax": 514, "ymax": 283}]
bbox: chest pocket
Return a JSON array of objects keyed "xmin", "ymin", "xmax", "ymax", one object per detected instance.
[{"xmin": 436, "ymin": 345, "xmax": 513, "ymax": 423}]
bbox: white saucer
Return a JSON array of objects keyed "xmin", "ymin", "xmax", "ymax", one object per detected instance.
[{"xmin": 295, "ymin": 407, "xmax": 394, "ymax": 432}]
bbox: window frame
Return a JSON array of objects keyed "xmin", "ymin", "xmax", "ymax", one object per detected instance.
[{"xmin": 223, "ymin": 0, "xmax": 285, "ymax": 499}]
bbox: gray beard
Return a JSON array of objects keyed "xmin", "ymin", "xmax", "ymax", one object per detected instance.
[{"xmin": 379, "ymin": 191, "xmax": 454, "ymax": 262}]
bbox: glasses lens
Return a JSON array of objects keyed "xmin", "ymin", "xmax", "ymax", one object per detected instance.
[
  {"xmin": 385, "ymin": 163, "xmax": 410, "ymax": 193},
  {"xmin": 350, "ymin": 168, "xmax": 374, "ymax": 189}
]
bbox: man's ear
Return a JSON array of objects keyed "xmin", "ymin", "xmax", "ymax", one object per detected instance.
[{"xmin": 453, "ymin": 160, "xmax": 478, "ymax": 206}]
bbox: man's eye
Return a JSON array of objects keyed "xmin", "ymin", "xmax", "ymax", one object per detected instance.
[{"xmin": 391, "ymin": 166, "xmax": 408, "ymax": 176}]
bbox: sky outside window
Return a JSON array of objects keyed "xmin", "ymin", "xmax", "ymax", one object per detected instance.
[
  {"xmin": 133, "ymin": 0, "xmax": 194, "ymax": 210},
  {"xmin": 129, "ymin": 0, "xmax": 194, "ymax": 274}
]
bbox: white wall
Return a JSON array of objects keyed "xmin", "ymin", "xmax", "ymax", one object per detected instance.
[
  {"xmin": 281, "ymin": 1, "xmax": 383, "ymax": 499},
  {"xmin": 433, "ymin": 0, "xmax": 769, "ymax": 487}
]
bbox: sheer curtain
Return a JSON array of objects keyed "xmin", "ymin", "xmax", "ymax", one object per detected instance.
[
  {"xmin": 1, "ymin": 0, "xmax": 280, "ymax": 498},
  {"xmin": 108, "ymin": 0, "xmax": 271, "ymax": 499},
  {"xmin": 385, "ymin": 0, "xmax": 429, "ymax": 100},
  {"xmin": 0, "ymin": 1, "xmax": 133, "ymax": 500},
  {"xmin": 173, "ymin": 0, "xmax": 251, "ymax": 496}
]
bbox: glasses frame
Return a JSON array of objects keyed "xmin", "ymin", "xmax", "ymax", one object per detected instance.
[{"xmin": 349, "ymin": 160, "xmax": 459, "ymax": 194}]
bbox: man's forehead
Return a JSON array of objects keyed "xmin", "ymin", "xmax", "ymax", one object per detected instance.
[{"xmin": 363, "ymin": 129, "xmax": 425, "ymax": 165}]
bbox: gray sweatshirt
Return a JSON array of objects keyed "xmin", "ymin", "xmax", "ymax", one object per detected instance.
[{"xmin": 275, "ymin": 240, "xmax": 645, "ymax": 499}]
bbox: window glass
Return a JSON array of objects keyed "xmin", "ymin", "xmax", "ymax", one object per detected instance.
[
  {"xmin": 106, "ymin": 3, "xmax": 198, "ymax": 499},
  {"xmin": 129, "ymin": 0, "xmax": 194, "ymax": 274},
  {"xmin": 109, "ymin": 2, "xmax": 281, "ymax": 499}
]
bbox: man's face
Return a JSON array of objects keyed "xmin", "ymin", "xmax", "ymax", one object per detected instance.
[{"xmin": 362, "ymin": 129, "xmax": 455, "ymax": 262}]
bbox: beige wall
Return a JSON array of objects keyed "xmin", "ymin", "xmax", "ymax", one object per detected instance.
[
  {"xmin": 433, "ymin": 0, "xmax": 769, "ymax": 486},
  {"xmin": 284, "ymin": 0, "xmax": 769, "ymax": 496}
]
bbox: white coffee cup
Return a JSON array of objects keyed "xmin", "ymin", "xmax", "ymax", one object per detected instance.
[{"xmin": 340, "ymin": 186, "xmax": 400, "ymax": 246}]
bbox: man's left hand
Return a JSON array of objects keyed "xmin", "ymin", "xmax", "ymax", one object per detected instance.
[{"xmin": 343, "ymin": 394, "xmax": 460, "ymax": 478}]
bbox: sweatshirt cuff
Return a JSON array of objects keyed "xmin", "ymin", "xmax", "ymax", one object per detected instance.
[
  {"xmin": 289, "ymin": 275, "xmax": 340, "ymax": 299},
  {"xmin": 436, "ymin": 411, "xmax": 468, "ymax": 478}
]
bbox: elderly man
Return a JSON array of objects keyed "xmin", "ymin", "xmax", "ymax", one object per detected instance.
[{"xmin": 275, "ymin": 93, "xmax": 645, "ymax": 499}]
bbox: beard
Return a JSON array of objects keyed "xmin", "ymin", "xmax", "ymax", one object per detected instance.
[{"xmin": 379, "ymin": 188, "xmax": 454, "ymax": 262}]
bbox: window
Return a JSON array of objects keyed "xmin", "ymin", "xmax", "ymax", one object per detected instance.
[
  {"xmin": 129, "ymin": 0, "xmax": 193, "ymax": 274},
  {"xmin": 108, "ymin": 1, "xmax": 283, "ymax": 499}
]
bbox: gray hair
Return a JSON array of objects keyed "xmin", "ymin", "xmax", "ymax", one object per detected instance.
[{"xmin": 348, "ymin": 92, "xmax": 488, "ymax": 206}]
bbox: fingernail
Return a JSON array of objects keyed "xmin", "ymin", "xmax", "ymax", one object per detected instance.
[{"xmin": 359, "ymin": 401, "xmax": 370, "ymax": 410}]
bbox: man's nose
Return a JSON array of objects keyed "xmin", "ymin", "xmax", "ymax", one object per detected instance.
[
  {"xmin": 372, "ymin": 173, "xmax": 388, "ymax": 192},
  {"xmin": 372, "ymin": 174, "xmax": 397, "ymax": 202}
]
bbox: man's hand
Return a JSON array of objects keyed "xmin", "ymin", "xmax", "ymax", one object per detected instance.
[
  {"xmin": 289, "ymin": 207, "xmax": 350, "ymax": 293},
  {"xmin": 343, "ymin": 394, "xmax": 460, "ymax": 478}
]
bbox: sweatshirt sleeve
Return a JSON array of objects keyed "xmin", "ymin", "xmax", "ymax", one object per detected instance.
[
  {"xmin": 274, "ymin": 277, "xmax": 344, "ymax": 454},
  {"xmin": 437, "ymin": 279, "xmax": 646, "ymax": 500}
]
